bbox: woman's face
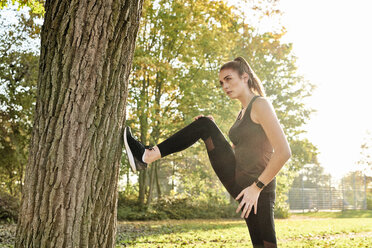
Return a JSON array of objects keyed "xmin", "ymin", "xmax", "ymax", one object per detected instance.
[{"xmin": 218, "ymin": 68, "xmax": 248, "ymax": 99}]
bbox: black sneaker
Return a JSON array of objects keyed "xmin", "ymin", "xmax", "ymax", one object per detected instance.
[{"xmin": 123, "ymin": 126, "xmax": 154, "ymax": 172}]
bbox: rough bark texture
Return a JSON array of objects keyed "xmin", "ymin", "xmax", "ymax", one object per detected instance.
[{"xmin": 15, "ymin": 0, "xmax": 143, "ymax": 247}]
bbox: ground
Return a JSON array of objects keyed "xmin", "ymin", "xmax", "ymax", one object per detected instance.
[{"xmin": 1, "ymin": 211, "xmax": 371, "ymax": 247}]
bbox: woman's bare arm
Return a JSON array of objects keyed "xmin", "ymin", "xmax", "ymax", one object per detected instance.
[{"xmin": 253, "ymin": 97, "xmax": 291, "ymax": 186}]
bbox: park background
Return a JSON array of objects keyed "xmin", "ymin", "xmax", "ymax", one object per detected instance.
[{"xmin": 0, "ymin": 0, "xmax": 371, "ymax": 247}]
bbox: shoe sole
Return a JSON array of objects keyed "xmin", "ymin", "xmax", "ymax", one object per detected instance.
[{"xmin": 123, "ymin": 126, "xmax": 137, "ymax": 173}]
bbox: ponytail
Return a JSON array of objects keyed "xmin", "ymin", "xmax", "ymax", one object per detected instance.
[{"xmin": 220, "ymin": 56, "xmax": 266, "ymax": 97}]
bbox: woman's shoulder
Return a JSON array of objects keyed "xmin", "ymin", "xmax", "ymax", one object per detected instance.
[
  {"xmin": 253, "ymin": 96, "xmax": 272, "ymax": 108},
  {"xmin": 251, "ymin": 96, "xmax": 274, "ymax": 124}
]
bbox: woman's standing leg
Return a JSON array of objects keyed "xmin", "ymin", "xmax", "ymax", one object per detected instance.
[
  {"xmin": 155, "ymin": 116, "xmax": 242, "ymax": 198},
  {"xmin": 244, "ymin": 191, "xmax": 277, "ymax": 248}
]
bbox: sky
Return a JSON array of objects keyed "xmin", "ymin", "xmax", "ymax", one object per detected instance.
[{"xmin": 249, "ymin": 0, "xmax": 372, "ymax": 179}]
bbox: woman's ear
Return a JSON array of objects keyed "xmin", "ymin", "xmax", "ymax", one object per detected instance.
[{"xmin": 243, "ymin": 72, "xmax": 249, "ymax": 84}]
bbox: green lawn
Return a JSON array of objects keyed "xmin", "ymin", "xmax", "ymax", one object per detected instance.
[
  {"xmin": 1, "ymin": 211, "xmax": 371, "ymax": 247},
  {"xmin": 289, "ymin": 209, "xmax": 372, "ymax": 218},
  {"xmin": 116, "ymin": 212, "xmax": 372, "ymax": 247}
]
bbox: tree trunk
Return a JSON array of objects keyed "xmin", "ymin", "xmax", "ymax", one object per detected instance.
[
  {"xmin": 155, "ymin": 163, "xmax": 161, "ymax": 199},
  {"xmin": 138, "ymin": 170, "xmax": 146, "ymax": 205},
  {"xmin": 146, "ymin": 161, "xmax": 156, "ymax": 207},
  {"xmin": 15, "ymin": 0, "xmax": 144, "ymax": 247}
]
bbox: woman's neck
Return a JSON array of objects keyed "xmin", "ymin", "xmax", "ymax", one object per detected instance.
[{"xmin": 239, "ymin": 92, "xmax": 256, "ymax": 109}]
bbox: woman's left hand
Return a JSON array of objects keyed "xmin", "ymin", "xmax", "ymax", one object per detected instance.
[
  {"xmin": 206, "ymin": 115, "xmax": 215, "ymax": 123},
  {"xmin": 235, "ymin": 183, "xmax": 262, "ymax": 218}
]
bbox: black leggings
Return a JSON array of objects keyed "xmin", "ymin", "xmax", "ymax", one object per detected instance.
[{"xmin": 156, "ymin": 117, "xmax": 277, "ymax": 247}]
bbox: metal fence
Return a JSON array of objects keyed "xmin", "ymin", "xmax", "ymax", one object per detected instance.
[{"xmin": 287, "ymin": 172, "xmax": 371, "ymax": 212}]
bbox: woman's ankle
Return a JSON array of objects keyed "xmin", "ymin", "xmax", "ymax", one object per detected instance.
[{"xmin": 143, "ymin": 145, "xmax": 161, "ymax": 163}]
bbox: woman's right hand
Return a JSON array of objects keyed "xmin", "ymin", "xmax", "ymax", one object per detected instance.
[
  {"xmin": 232, "ymin": 143, "xmax": 235, "ymax": 149},
  {"xmin": 194, "ymin": 114, "xmax": 205, "ymax": 120},
  {"xmin": 194, "ymin": 114, "xmax": 215, "ymax": 123}
]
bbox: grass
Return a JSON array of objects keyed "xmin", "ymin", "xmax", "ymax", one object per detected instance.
[
  {"xmin": 1, "ymin": 210, "xmax": 371, "ymax": 247},
  {"xmin": 289, "ymin": 209, "xmax": 372, "ymax": 218},
  {"xmin": 115, "ymin": 211, "xmax": 372, "ymax": 247}
]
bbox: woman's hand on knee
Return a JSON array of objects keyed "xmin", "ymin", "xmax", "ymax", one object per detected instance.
[
  {"xmin": 194, "ymin": 114, "xmax": 205, "ymax": 120},
  {"xmin": 194, "ymin": 114, "xmax": 215, "ymax": 123},
  {"xmin": 206, "ymin": 115, "xmax": 215, "ymax": 122}
]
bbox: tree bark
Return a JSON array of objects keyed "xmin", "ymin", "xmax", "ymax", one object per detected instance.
[
  {"xmin": 138, "ymin": 170, "xmax": 146, "ymax": 205},
  {"xmin": 155, "ymin": 163, "xmax": 162, "ymax": 199},
  {"xmin": 146, "ymin": 161, "xmax": 156, "ymax": 206},
  {"xmin": 15, "ymin": 0, "xmax": 144, "ymax": 247}
]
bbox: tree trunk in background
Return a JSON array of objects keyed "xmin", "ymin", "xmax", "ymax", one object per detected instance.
[
  {"xmin": 138, "ymin": 171, "xmax": 146, "ymax": 205},
  {"xmin": 155, "ymin": 163, "xmax": 162, "ymax": 199},
  {"xmin": 146, "ymin": 161, "xmax": 156, "ymax": 206},
  {"xmin": 15, "ymin": 0, "xmax": 143, "ymax": 247}
]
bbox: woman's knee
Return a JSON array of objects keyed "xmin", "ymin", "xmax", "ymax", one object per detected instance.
[
  {"xmin": 196, "ymin": 116, "xmax": 219, "ymax": 131},
  {"xmin": 192, "ymin": 117, "xmax": 220, "ymax": 149},
  {"xmin": 195, "ymin": 116, "xmax": 215, "ymax": 125}
]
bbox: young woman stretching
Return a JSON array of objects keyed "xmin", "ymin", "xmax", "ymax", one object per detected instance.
[{"xmin": 124, "ymin": 56, "xmax": 291, "ymax": 248}]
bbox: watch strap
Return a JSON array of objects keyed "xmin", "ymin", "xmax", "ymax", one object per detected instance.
[{"xmin": 254, "ymin": 179, "xmax": 265, "ymax": 189}]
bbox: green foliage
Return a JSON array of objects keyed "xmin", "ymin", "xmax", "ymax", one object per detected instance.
[
  {"xmin": 0, "ymin": 11, "xmax": 39, "ymax": 198},
  {"xmin": 1, "ymin": 0, "xmax": 319, "ymax": 221},
  {"xmin": 356, "ymin": 129, "xmax": 372, "ymax": 176},
  {"xmin": 117, "ymin": 191, "xmax": 239, "ymax": 221},
  {"xmin": 273, "ymin": 191, "xmax": 290, "ymax": 219},
  {"xmin": 0, "ymin": 189, "xmax": 20, "ymax": 223},
  {"xmin": 367, "ymin": 197, "xmax": 372, "ymax": 210},
  {"xmin": 0, "ymin": 0, "xmax": 44, "ymax": 17},
  {"xmin": 126, "ymin": 0, "xmax": 318, "ymax": 218},
  {"xmin": 340, "ymin": 171, "xmax": 370, "ymax": 210},
  {"xmin": 367, "ymin": 190, "xmax": 372, "ymax": 210},
  {"xmin": 291, "ymin": 163, "xmax": 332, "ymax": 188}
]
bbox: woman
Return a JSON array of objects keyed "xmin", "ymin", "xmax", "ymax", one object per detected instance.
[{"xmin": 124, "ymin": 56, "xmax": 291, "ymax": 248}]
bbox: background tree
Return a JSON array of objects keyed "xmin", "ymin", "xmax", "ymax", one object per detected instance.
[
  {"xmin": 123, "ymin": 0, "xmax": 318, "ymax": 217},
  {"xmin": 356, "ymin": 129, "xmax": 372, "ymax": 176},
  {"xmin": 125, "ymin": 0, "xmax": 241, "ymax": 206},
  {"xmin": 0, "ymin": 0, "xmax": 44, "ymax": 16},
  {"xmin": 291, "ymin": 163, "xmax": 331, "ymax": 188},
  {"xmin": 341, "ymin": 170, "xmax": 371, "ymax": 209},
  {"xmin": 1, "ymin": 0, "xmax": 319, "ymax": 228},
  {"xmin": 0, "ymin": 9, "xmax": 39, "ymax": 200}
]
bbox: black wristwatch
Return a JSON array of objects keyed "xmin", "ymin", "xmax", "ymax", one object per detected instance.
[{"xmin": 254, "ymin": 179, "xmax": 266, "ymax": 189}]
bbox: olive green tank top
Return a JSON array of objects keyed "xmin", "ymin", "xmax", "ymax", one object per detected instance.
[{"xmin": 228, "ymin": 95, "xmax": 276, "ymax": 192}]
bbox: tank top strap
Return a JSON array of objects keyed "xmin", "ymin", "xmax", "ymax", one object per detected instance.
[
  {"xmin": 236, "ymin": 95, "xmax": 261, "ymax": 121},
  {"xmin": 247, "ymin": 95, "xmax": 260, "ymax": 112}
]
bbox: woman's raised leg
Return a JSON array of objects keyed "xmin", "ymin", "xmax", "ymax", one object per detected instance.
[{"xmin": 151, "ymin": 116, "xmax": 242, "ymax": 198}]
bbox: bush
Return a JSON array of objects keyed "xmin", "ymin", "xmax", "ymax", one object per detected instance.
[
  {"xmin": 0, "ymin": 189, "xmax": 20, "ymax": 223},
  {"xmin": 367, "ymin": 192, "xmax": 372, "ymax": 210},
  {"xmin": 116, "ymin": 192, "xmax": 241, "ymax": 221},
  {"xmin": 274, "ymin": 199, "xmax": 290, "ymax": 219},
  {"xmin": 274, "ymin": 205, "xmax": 289, "ymax": 219},
  {"xmin": 116, "ymin": 190, "xmax": 293, "ymax": 221}
]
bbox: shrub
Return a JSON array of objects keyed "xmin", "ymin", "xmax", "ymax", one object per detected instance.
[
  {"xmin": 0, "ymin": 189, "xmax": 20, "ymax": 223},
  {"xmin": 117, "ymin": 191, "xmax": 242, "ymax": 221},
  {"xmin": 367, "ymin": 192, "xmax": 372, "ymax": 210}
]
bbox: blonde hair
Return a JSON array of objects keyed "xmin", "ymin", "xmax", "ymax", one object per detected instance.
[{"xmin": 220, "ymin": 56, "xmax": 266, "ymax": 97}]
